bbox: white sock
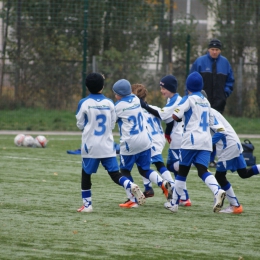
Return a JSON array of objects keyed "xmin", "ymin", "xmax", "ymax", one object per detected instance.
[
  {"xmin": 147, "ymin": 170, "xmax": 164, "ymax": 187},
  {"xmin": 82, "ymin": 189, "xmax": 92, "ymax": 207},
  {"xmin": 171, "ymin": 179, "xmax": 185, "ymax": 204},
  {"xmin": 204, "ymin": 174, "xmax": 220, "ymax": 195},
  {"xmin": 161, "ymin": 170, "xmax": 175, "ymax": 186},
  {"xmin": 225, "ymin": 186, "xmax": 240, "ymax": 206},
  {"xmin": 180, "ymin": 184, "xmax": 189, "ymax": 201},
  {"xmin": 142, "ymin": 176, "xmax": 152, "ymax": 190}
]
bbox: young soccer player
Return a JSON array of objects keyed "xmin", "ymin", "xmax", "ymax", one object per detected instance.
[
  {"xmin": 131, "ymin": 83, "xmax": 175, "ymax": 198},
  {"xmin": 76, "ymin": 73, "xmax": 145, "ymax": 213},
  {"xmin": 113, "ymin": 79, "xmax": 172, "ymax": 208},
  {"xmin": 140, "ymin": 75, "xmax": 191, "ymax": 206},
  {"xmin": 164, "ymin": 71, "xmax": 226, "ymax": 213},
  {"xmin": 205, "ymin": 90, "xmax": 260, "ymax": 214}
]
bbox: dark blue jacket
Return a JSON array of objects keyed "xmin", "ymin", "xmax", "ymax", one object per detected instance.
[{"xmin": 190, "ymin": 52, "xmax": 234, "ymax": 113}]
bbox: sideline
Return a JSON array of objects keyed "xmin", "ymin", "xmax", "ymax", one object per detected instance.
[{"xmin": 0, "ymin": 130, "xmax": 259, "ymax": 138}]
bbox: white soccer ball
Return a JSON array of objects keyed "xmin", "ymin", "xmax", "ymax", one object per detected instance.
[
  {"xmin": 22, "ymin": 135, "xmax": 35, "ymax": 147},
  {"xmin": 34, "ymin": 135, "xmax": 47, "ymax": 148},
  {"xmin": 14, "ymin": 134, "xmax": 25, "ymax": 146}
]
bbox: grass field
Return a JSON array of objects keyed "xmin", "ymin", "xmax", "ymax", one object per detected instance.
[{"xmin": 1, "ymin": 134, "xmax": 260, "ymax": 260}]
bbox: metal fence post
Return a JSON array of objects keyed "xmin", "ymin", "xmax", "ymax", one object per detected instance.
[
  {"xmin": 186, "ymin": 34, "xmax": 190, "ymax": 78},
  {"xmin": 82, "ymin": 0, "xmax": 88, "ymax": 98}
]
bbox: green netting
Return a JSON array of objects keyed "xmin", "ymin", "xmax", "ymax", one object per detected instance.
[{"xmin": 0, "ymin": 0, "xmax": 259, "ymax": 116}]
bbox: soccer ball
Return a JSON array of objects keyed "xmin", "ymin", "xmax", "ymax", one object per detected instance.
[
  {"xmin": 22, "ymin": 135, "xmax": 35, "ymax": 147},
  {"xmin": 14, "ymin": 134, "xmax": 25, "ymax": 146},
  {"xmin": 34, "ymin": 135, "xmax": 47, "ymax": 148}
]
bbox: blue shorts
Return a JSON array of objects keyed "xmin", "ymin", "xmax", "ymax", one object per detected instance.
[
  {"xmin": 151, "ymin": 154, "xmax": 164, "ymax": 164},
  {"xmin": 119, "ymin": 149, "xmax": 151, "ymax": 172},
  {"xmin": 216, "ymin": 154, "xmax": 247, "ymax": 172},
  {"xmin": 167, "ymin": 149, "xmax": 180, "ymax": 165},
  {"xmin": 82, "ymin": 157, "xmax": 119, "ymax": 174},
  {"xmin": 180, "ymin": 149, "xmax": 210, "ymax": 168}
]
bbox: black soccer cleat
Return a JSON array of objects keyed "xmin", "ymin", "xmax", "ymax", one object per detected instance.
[{"xmin": 143, "ymin": 188, "xmax": 155, "ymax": 198}]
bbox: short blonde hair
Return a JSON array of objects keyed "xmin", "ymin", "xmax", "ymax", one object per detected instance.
[{"xmin": 131, "ymin": 83, "xmax": 148, "ymax": 100}]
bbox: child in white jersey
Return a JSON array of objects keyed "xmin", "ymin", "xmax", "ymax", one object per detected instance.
[
  {"xmin": 205, "ymin": 90, "xmax": 260, "ymax": 214},
  {"xmin": 112, "ymin": 79, "xmax": 172, "ymax": 208},
  {"xmin": 164, "ymin": 71, "xmax": 226, "ymax": 213},
  {"xmin": 131, "ymin": 83, "xmax": 175, "ymax": 199},
  {"xmin": 76, "ymin": 73, "xmax": 145, "ymax": 213},
  {"xmin": 140, "ymin": 75, "xmax": 191, "ymax": 206}
]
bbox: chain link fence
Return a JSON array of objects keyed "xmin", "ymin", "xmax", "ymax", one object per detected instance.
[{"xmin": 0, "ymin": 0, "xmax": 259, "ymax": 116}]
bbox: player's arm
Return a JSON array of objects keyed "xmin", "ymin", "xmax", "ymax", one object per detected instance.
[
  {"xmin": 140, "ymin": 99, "xmax": 161, "ymax": 118},
  {"xmin": 224, "ymin": 63, "xmax": 235, "ymax": 97},
  {"xmin": 76, "ymin": 102, "xmax": 86, "ymax": 130},
  {"xmin": 164, "ymin": 121, "xmax": 174, "ymax": 144},
  {"xmin": 171, "ymin": 95, "xmax": 188, "ymax": 122},
  {"xmin": 210, "ymin": 116, "xmax": 226, "ymax": 144}
]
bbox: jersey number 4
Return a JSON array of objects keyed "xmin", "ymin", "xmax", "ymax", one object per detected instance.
[{"xmin": 199, "ymin": 111, "xmax": 209, "ymax": 131}]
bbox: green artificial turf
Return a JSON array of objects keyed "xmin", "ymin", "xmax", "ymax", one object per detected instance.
[{"xmin": 0, "ymin": 135, "xmax": 260, "ymax": 260}]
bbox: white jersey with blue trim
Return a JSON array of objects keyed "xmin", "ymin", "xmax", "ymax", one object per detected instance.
[
  {"xmin": 172, "ymin": 92, "xmax": 214, "ymax": 151},
  {"xmin": 115, "ymin": 94, "xmax": 152, "ymax": 155},
  {"xmin": 142, "ymin": 105, "xmax": 165, "ymax": 156},
  {"xmin": 76, "ymin": 93, "xmax": 116, "ymax": 158},
  {"xmin": 158, "ymin": 93, "xmax": 183, "ymax": 149},
  {"xmin": 211, "ymin": 108, "xmax": 243, "ymax": 161}
]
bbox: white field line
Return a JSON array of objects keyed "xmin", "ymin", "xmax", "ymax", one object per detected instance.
[{"xmin": 2, "ymin": 155, "xmax": 81, "ymax": 164}]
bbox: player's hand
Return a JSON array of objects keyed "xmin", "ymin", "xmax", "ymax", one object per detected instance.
[
  {"xmin": 165, "ymin": 134, "xmax": 171, "ymax": 144},
  {"xmin": 140, "ymin": 98, "xmax": 148, "ymax": 108},
  {"xmin": 172, "ymin": 114, "xmax": 182, "ymax": 122}
]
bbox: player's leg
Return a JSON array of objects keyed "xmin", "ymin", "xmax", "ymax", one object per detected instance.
[
  {"xmin": 118, "ymin": 168, "xmax": 139, "ymax": 208},
  {"xmin": 209, "ymin": 144, "xmax": 217, "ymax": 167},
  {"xmin": 77, "ymin": 170, "xmax": 93, "ymax": 213},
  {"xmin": 236, "ymin": 154, "xmax": 260, "ymax": 178},
  {"xmin": 154, "ymin": 159, "xmax": 175, "ymax": 187},
  {"xmin": 77, "ymin": 158, "xmax": 100, "ymax": 212},
  {"xmin": 166, "ymin": 148, "xmax": 191, "ymax": 206},
  {"xmin": 136, "ymin": 149, "xmax": 172, "ymax": 200},
  {"xmin": 166, "ymin": 148, "xmax": 179, "ymax": 178},
  {"xmin": 215, "ymin": 169, "xmax": 243, "ymax": 214},
  {"xmin": 108, "ymin": 155, "xmax": 145, "ymax": 208},
  {"xmin": 195, "ymin": 151, "xmax": 226, "ymax": 212}
]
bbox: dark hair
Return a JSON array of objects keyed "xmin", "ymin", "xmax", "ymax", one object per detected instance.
[{"xmin": 85, "ymin": 73, "xmax": 104, "ymax": 94}]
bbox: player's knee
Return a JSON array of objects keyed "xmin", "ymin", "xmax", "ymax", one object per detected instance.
[
  {"xmin": 108, "ymin": 171, "xmax": 121, "ymax": 185},
  {"xmin": 237, "ymin": 168, "xmax": 248, "ymax": 179},
  {"xmin": 178, "ymin": 165, "xmax": 189, "ymax": 177},
  {"xmin": 195, "ymin": 164, "xmax": 208, "ymax": 178},
  {"xmin": 154, "ymin": 161, "xmax": 165, "ymax": 172},
  {"xmin": 137, "ymin": 166, "xmax": 147, "ymax": 178}
]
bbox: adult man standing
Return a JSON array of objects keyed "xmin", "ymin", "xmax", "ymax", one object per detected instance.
[
  {"xmin": 190, "ymin": 38, "xmax": 234, "ymax": 114},
  {"xmin": 190, "ymin": 39, "xmax": 235, "ymax": 167}
]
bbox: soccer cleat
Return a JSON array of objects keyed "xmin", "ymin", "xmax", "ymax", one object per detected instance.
[
  {"xmin": 209, "ymin": 161, "xmax": 217, "ymax": 168},
  {"xmin": 131, "ymin": 184, "xmax": 146, "ymax": 205},
  {"xmin": 143, "ymin": 188, "xmax": 154, "ymax": 198},
  {"xmin": 77, "ymin": 205, "xmax": 93, "ymax": 213},
  {"xmin": 164, "ymin": 201, "xmax": 178, "ymax": 213},
  {"xmin": 179, "ymin": 199, "xmax": 192, "ymax": 207},
  {"xmin": 119, "ymin": 199, "xmax": 138, "ymax": 208},
  {"xmin": 161, "ymin": 180, "xmax": 172, "ymax": 200},
  {"xmin": 219, "ymin": 204, "xmax": 243, "ymax": 214},
  {"xmin": 213, "ymin": 189, "xmax": 226, "ymax": 213}
]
